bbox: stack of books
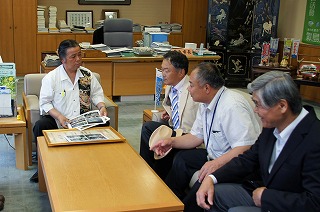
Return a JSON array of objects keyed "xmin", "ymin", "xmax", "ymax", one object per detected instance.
[
  {"xmin": 71, "ymin": 27, "xmax": 86, "ymax": 33},
  {"xmin": 85, "ymin": 28, "xmax": 95, "ymax": 33},
  {"xmin": 37, "ymin": 5, "xmax": 48, "ymax": 32},
  {"xmin": 170, "ymin": 23, "xmax": 182, "ymax": 32},
  {"xmin": 159, "ymin": 23, "xmax": 171, "ymax": 33},
  {"xmin": 94, "ymin": 20, "xmax": 104, "ymax": 29},
  {"xmin": 43, "ymin": 54, "xmax": 61, "ymax": 67},
  {"xmin": 48, "ymin": 6, "xmax": 58, "ymax": 33}
]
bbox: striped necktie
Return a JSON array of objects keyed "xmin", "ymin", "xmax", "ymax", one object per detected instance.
[{"xmin": 171, "ymin": 87, "xmax": 180, "ymax": 129}]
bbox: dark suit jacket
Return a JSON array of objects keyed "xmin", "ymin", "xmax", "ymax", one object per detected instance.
[{"xmin": 213, "ymin": 105, "xmax": 320, "ymax": 212}]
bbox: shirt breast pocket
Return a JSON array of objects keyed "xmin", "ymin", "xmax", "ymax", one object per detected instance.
[
  {"xmin": 54, "ymin": 88, "xmax": 67, "ymax": 105},
  {"xmin": 208, "ymin": 131, "xmax": 225, "ymax": 152}
]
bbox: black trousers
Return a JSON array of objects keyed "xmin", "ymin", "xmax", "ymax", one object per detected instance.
[
  {"xmin": 33, "ymin": 115, "xmax": 58, "ymax": 141},
  {"xmin": 165, "ymin": 148, "xmax": 208, "ymax": 200},
  {"xmin": 139, "ymin": 121, "xmax": 180, "ymax": 181},
  {"xmin": 183, "ymin": 181, "xmax": 203, "ymax": 212}
]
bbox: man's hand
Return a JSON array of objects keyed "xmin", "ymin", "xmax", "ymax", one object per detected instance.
[
  {"xmin": 198, "ymin": 160, "xmax": 221, "ymax": 182},
  {"xmin": 99, "ymin": 106, "xmax": 108, "ymax": 117},
  {"xmin": 57, "ymin": 115, "xmax": 69, "ymax": 129},
  {"xmin": 196, "ymin": 176, "xmax": 215, "ymax": 210},
  {"xmin": 150, "ymin": 138, "xmax": 173, "ymax": 157},
  {"xmin": 252, "ymin": 187, "xmax": 266, "ymax": 207},
  {"xmin": 161, "ymin": 111, "xmax": 170, "ymax": 121}
]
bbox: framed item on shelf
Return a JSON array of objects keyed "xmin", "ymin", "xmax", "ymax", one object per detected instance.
[
  {"xmin": 66, "ymin": 10, "xmax": 93, "ymax": 28},
  {"xmin": 102, "ymin": 9, "xmax": 119, "ymax": 19},
  {"xmin": 78, "ymin": 0, "xmax": 131, "ymax": 5}
]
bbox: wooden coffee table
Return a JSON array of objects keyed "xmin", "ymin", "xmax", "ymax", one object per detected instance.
[
  {"xmin": 143, "ymin": 109, "xmax": 153, "ymax": 123},
  {"xmin": 37, "ymin": 129, "xmax": 183, "ymax": 211}
]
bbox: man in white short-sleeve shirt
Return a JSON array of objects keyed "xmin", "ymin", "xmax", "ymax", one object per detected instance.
[
  {"xmin": 30, "ymin": 39, "xmax": 109, "ymax": 183},
  {"xmin": 151, "ymin": 62, "xmax": 260, "ymax": 200}
]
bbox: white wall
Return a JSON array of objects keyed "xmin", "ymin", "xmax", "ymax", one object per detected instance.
[{"xmin": 278, "ymin": 0, "xmax": 307, "ymax": 40}]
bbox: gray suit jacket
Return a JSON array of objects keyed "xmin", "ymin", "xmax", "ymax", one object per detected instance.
[{"xmin": 162, "ymin": 75, "xmax": 198, "ymax": 133}]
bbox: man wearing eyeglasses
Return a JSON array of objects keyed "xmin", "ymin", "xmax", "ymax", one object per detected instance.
[{"xmin": 140, "ymin": 50, "xmax": 199, "ymax": 180}]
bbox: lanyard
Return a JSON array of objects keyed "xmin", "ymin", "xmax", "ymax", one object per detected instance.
[{"xmin": 205, "ymin": 88, "xmax": 225, "ymax": 148}]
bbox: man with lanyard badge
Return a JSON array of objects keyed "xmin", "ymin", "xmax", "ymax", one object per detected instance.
[{"xmin": 151, "ymin": 62, "xmax": 261, "ymax": 200}]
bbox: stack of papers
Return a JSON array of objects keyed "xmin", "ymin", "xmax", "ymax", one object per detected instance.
[
  {"xmin": 58, "ymin": 20, "xmax": 71, "ymax": 32},
  {"xmin": 48, "ymin": 6, "xmax": 57, "ymax": 28},
  {"xmin": 37, "ymin": 6, "xmax": 48, "ymax": 32},
  {"xmin": 85, "ymin": 28, "xmax": 95, "ymax": 33},
  {"xmin": 193, "ymin": 49, "xmax": 216, "ymax": 55},
  {"xmin": 43, "ymin": 54, "xmax": 61, "ymax": 67},
  {"xmin": 90, "ymin": 44, "xmax": 110, "ymax": 51},
  {"xmin": 170, "ymin": 23, "xmax": 182, "ymax": 32},
  {"xmin": 102, "ymin": 47, "xmax": 132, "ymax": 57}
]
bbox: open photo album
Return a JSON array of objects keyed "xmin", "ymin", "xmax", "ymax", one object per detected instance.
[
  {"xmin": 67, "ymin": 110, "xmax": 110, "ymax": 131},
  {"xmin": 43, "ymin": 127, "xmax": 126, "ymax": 146}
]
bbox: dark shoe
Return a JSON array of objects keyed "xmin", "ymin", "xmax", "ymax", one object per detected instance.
[
  {"xmin": 30, "ymin": 171, "xmax": 39, "ymax": 183},
  {"xmin": 0, "ymin": 195, "xmax": 4, "ymax": 203}
]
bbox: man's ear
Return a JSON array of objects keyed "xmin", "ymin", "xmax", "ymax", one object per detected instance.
[
  {"xmin": 278, "ymin": 99, "xmax": 288, "ymax": 113},
  {"xmin": 60, "ymin": 57, "xmax": 65, "ymax": 64},
  {"xmin": 180, "ymin": 68, "xmax": 187, "ymax": 76},
  {"xmin": 204, "ymin": 84, "xmax": 211, "ymax": 94}
]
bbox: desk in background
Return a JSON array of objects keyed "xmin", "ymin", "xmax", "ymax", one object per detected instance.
[
  {"xmin": 37, "ymin": 133, "xmax": 184, "ymax": 211},
  {"xmin": 0, "ymin": 106, "xmax": 28, "ymax": 170},
  {"xmin": 251, "ymin": 66, "xmax": 294, "ymax": 81},
  {"xmin": 41, "ymin": 54, "xmax": 220, "ymax": 99},
  {"xmin": 294, "ymin": 78, "xmax": 320, "ymax": 103}
]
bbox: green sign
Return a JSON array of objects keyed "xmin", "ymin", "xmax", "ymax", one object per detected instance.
[{"xmin": 302, "ymin": 0, "xmax": 320, "ymax": 45}]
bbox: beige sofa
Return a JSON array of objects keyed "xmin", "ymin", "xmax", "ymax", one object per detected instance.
[{"xmin": 22, "ymin": 72, "xmax": 118, "ymax": 165}]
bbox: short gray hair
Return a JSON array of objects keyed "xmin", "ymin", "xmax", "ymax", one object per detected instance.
[
  {"xmin": 195, "ymin": 62, "xmax": 224, "ymax": 88},
  {"xmin": 247, "ymin": 71, "xmax": 302, "ymax": 114}
]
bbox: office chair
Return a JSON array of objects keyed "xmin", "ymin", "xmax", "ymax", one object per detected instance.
[
  {"xmin": 92, "ymin": 26, "xmax": 104, "ymax": 44},
  {"xmin": 103, "ymin": 18, "xmax": 133, "ymax": 48}
]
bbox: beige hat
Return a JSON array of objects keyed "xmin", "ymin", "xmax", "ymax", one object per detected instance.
[{"xmin": 149, "ymin": 125, "xmax": 183, "ymax": 160}]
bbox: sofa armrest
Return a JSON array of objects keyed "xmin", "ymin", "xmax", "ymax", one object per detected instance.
[
  {"xmin": 104, "ymin": 96, "xmax": 118, "ymax": 131},
  {"xmin": 23, "ymin": 93, "xmax": 40, "ymax": 135},
  {"xmin": 23, "ymin": 92, "xmax": 41, "ymax": 165}
]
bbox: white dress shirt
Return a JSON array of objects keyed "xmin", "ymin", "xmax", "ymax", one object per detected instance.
[
  {"xmin": 190, "ymin": 87, "xmax": 260, "ymax": 160},
  {"xmin": 168, "ymin": 75, "xmax": 187, "ymax": 102},
  {"xmin": 268, "ymin": 107, "xmax": 308, "ymax": 173},
  {"xmin": 39, "ymin": 65, "xmax": 105, "ymax": 127}
]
